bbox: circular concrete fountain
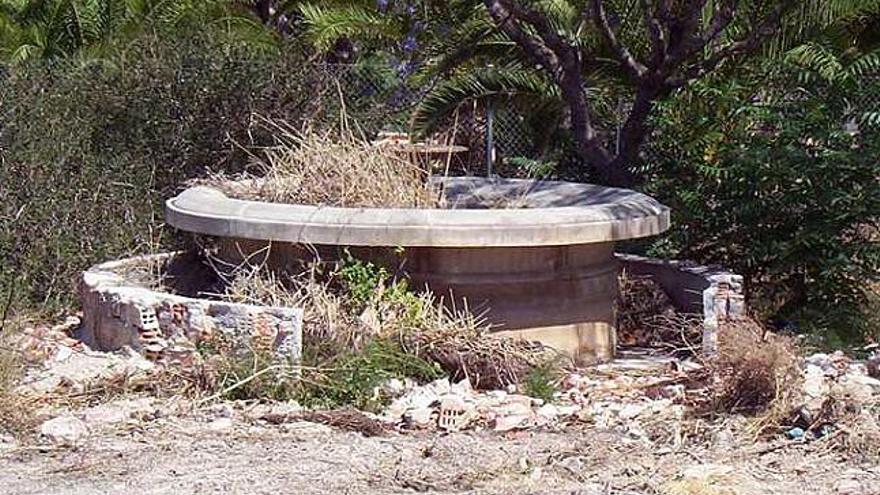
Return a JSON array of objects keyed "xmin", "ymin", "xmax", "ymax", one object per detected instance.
[{"xmin": 166, "ymin": 177, "xmax": 670, "ymax": 362}]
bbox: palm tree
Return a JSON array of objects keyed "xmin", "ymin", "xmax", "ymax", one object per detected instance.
[
  {"xmin": 273, "ymin": 1, "xmax": 880, "ymax": 184},
  {"xmin": 417, "ymin": 1, "xmax": 880, "ymax": 185},
  {"xmin": 0, "ymin": 0, "xmax": 273, "ymax": 63}
]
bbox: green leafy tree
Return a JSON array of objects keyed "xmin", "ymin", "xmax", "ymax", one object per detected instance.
[
  {"xmin": 275, "ymin": 1, "xmax": 880, "ymax": 184},
  {"xmin": 645, "ymin": 47, "xmax": 880, "ymax": 344}
]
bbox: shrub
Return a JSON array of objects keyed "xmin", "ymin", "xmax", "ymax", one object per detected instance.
[
  {"xmin": 0, "ymin": 30, "xmax": 319, "ymax": 315},
  {"xmin": 647, "ymin": 70, "xmax": 880, "ymax": 345},
  {"xmin": 687, "ymin": 317, "xmax": 802, "ymax": 438}
]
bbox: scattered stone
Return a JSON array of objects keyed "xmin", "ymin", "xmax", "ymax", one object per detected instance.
[
  {"xmin": 381, "ymin": 358, "xmax": 687, "ymax": 435},
  {"xmin": 378, "ymin": 378, "xmax": 415, "ymax": 399},
  {"xmin": 19, "ymin": 346, "xmax": 154, "ymax": 395},
  {"xmin": 40, "ymin": 416, "xmax": 88, "ymax": 445},
  {"xmin": 82, "ymin": 398, "xmax": 157, "ymax": 426},
  {"xmin": 618, "ymin": 403, "xmax": 646, "ymax": 420},
  {"xmin": 842, "ymin": 374, "xmax": 880, "ymax": 395},
  {"xmin": 407, "ymin": 406, "xmax": 435, "ymax": 428},
  {"xmin": 437, "ymin": 395, "xmax": 474, "ymax": 431},
  {"xmin": 536, "ymin": 403, "xmax": 560, "ymax": 420},
  {"xmin": 206, "ymin": 417, "xmax": 235, "ymax": 432},
  {"xmin": 0, "ymin": 435, "xmax": 16, "ymax": 451},
  {"xmin": 493, "ymin": 412, "xmax": 532, "ymax": 432},
  {"xmin": 866, "ymin": 351, "xmax": 880, "ymax": 379}
]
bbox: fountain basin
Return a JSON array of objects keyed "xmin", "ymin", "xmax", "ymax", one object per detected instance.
[{"xmin": 166, "ymin": 177, "xmax": 670, "ymax": 362}]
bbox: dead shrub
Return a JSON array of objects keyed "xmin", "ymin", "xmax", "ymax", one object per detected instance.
[
  {"xmin": 405, "ymin": 320, "xmax": 552, "ymax": 390},
  {"xmin": 204, "ymin": 249, "xmax": 551, "ymax": 395},
  {"xmin": 206, "ymin": 119, "xmax": 440, "ymax": 208},
  {"xmin": 824, "ymin": 401, "xmax": 880, "ymax": 458},
  {"xmin": 691, "ymin": 317, "xmax": 802, "ymax": 434},
  {"xmin": 300, "ymin": 408, "xmax": 390, "ymax": 436}
]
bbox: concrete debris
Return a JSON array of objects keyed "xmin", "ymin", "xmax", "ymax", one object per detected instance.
[
  {"xmin": 40, "ymin": 416, "xmax": 88, "ymax": 445},
  {"xmin": 18, "ymin": 345, "xmax": 154, "ymax": 395},
  {"xmin": 798, "ymin": 352, "xmax": 880, "ymax": 428},
  {"xmin": 376, "ymin": 377, "xmax": 417, "ymax": 401},
  {"xmin": 13, "ymin": 318, "xmax": 157, "ymax": 395},
  {"xmin": 16, "ymin": 316, "xmax": 84, "ymax": 364},
  {"xmin": 206, "ymin": 417, "xmax": 235, "ymax": 432},
  {"xmin": 866, "ymin": 350, "xmax": 880, "ymax": 379},
  {"xmin": 383, "ymin": 360, "xmax": 689, "ymax": 436},
  {"xmin": 0, "ymin": 435, "xmax": 16, "ymax": 451},
  {"xmin": 81, "ymin": 397, "xmax": 158, "ymax": 426}
]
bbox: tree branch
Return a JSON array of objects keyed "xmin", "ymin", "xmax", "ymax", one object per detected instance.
[
  {"xmin": 483, "ymin": 0, "xmax": 615, "ymax": 178},
  {"xmin": 669, "ymin": 0, "xmax": 792, "ymax": 86},
  {"xmin": 701, "ymin": 0, "xmax": 740, "ymax": 47},
  {"xmin": 483, "ymin": 0, "xmax": 561, "ymax": 76},
  {"xmin": 640, "ymin": 0, "xmax": 668, "ymax": 69},
  {"xmin": 589, "ymin": 0, "xmax": 647, "ymax": 81}
]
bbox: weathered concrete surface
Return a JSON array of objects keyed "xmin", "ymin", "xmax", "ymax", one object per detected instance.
[
  {"xmin": 79, "ymin": 253, "xmax": 303, "ymax": 364},
  {"xmin": 165, "ymin": 177, "xmax": 670, "ymax": 248}
]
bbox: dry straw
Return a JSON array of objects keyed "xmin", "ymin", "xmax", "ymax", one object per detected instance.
[{"xmin": 211, "ymin": 116, "xmax": 441, "ymax": 208}]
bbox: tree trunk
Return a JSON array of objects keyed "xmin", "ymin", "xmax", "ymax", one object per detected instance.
[
  {"xmin": 558, "ymin": 65, "xmax": 639, "ymax": 187},
  {"xmin": 606, "ymin": 85, "xmax": 663, "ymax": 185}
]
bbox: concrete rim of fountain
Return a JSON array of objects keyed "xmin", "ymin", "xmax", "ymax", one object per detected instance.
[{"xmin": 166, "ymin": 177, "xmax": 670, "ymax": 247}]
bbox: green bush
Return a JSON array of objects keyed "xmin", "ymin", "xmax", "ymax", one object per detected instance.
[
  {"xmin": 0, "ymin": 31, "xmax": 318, "ymax": 315},
  {"xmin": 646, "ymin": 71, "xmax": 880, "ymax": 344}
]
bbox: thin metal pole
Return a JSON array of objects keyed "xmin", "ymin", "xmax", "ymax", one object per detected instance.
[{"xmin": 486, "ymin": 99, "xmax": 495, "ymax": 177}]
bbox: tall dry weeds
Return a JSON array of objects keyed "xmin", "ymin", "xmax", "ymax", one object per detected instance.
[
  {"xmin": 212, "ymin": 119, "xmax": 440, "ymax": 208},
  {"xmin": 220, "ymin": 262, "xmax": 367, "ymax": 356},
  {"xmin": 0, "ymin": 322, "xmax": 37, "ymax": 436},
  {"xmin": 210, "ymin": 250, "xmax": 549, "ymax": 390}
]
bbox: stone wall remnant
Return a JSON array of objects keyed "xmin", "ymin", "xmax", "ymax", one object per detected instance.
[{"xmin": 79, "ymin": 253, "xmax": 303, "ymax": 365}]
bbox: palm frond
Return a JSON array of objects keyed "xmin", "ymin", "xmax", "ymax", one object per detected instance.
[
  {"xmin": 412, "ymin": 65, "xmax": 561, "ymax": 134},
  {"xmin": 299, "ymin": 2, "xmax": 400, "ymax": 51}
]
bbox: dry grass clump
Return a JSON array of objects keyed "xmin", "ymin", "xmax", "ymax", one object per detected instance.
[
  {"xmin": 219, "ymin": 263, "xmax": 367, "ymax": 356},
  {"xmin": 211, "ymin": 120, "xmax": 440, "ymax": 208},
  {"xmin": 691, "ymin": 317, "xmax": 802, "ymax": 435},
  {"xmin": 206, "ymin": 249, "xmax": 550, "ymax": 392},
  {"xmin": 812, "ymin": 394, "xmax": 880, "ymax": 460},
  {"xmin": 0, "ymin": 321, "xmax": 38, "ymax": 436},
  {"xmin": 404, "ymin": 319, "xmax": 551, "ymax": 390}
]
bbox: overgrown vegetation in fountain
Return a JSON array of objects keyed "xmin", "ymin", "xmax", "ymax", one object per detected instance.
[
  {"xmin": 180, "ymin": 250, "xmax": 552, "ymax": 410},
  {"xmin": 202, "ymin": 121, "xmax": 442, "ymax": 208}
]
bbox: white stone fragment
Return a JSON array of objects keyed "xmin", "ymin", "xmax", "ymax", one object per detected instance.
[{"xmin": 40, "ymin": 416, "xmax": 88, "ymax": 444}]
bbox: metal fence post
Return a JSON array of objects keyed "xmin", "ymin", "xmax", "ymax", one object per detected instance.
[{"xmin": 486, "ymin": 99, "xmax": 495, "ymax": 177}]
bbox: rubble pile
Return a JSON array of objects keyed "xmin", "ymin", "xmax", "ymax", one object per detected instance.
[
  {"xmin": 795, "ymin": 351, "xmax": 880, "ymax": 440},
  {"xmin": 382, "ymin": 354, "xmax": 692, "ymax": 439},
  {"xmin": 15, "ymin": 316, "xmax": 155, "ymax": 395}
]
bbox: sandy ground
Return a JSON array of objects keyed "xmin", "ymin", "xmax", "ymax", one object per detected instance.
[{"xmin": 1, "ymin": 399, "xmax": 877, "ymax": 495}]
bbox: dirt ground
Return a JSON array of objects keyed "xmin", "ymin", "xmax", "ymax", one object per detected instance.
[{"xmin": 1, "ymin": 398, "xmax": 877, "ymax": 495}]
